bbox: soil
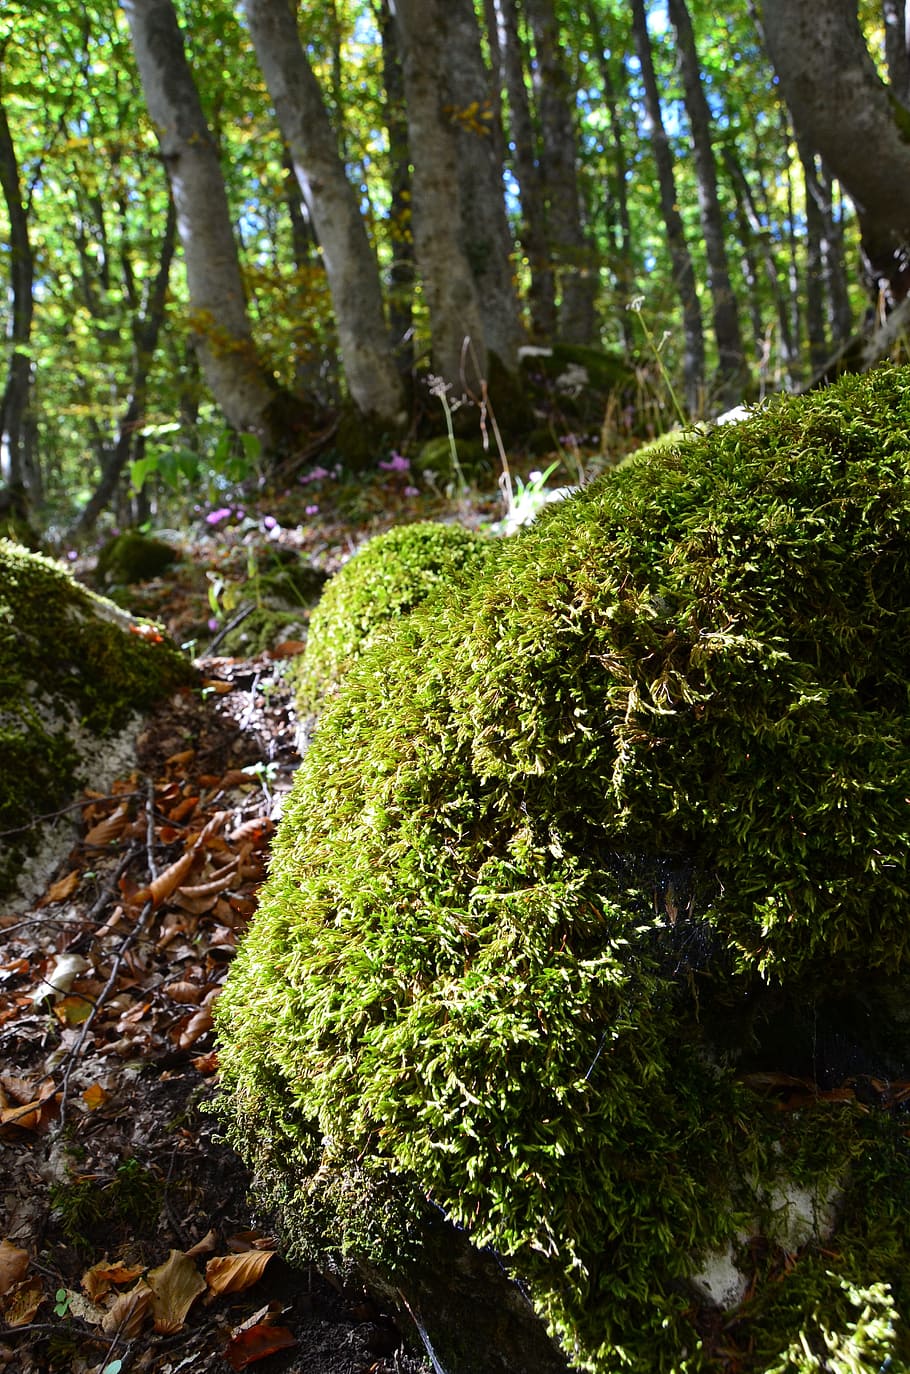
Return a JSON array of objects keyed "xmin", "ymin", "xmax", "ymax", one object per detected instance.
[{"xmin": 0, "ymin": 497, "xmax": 441, "ymax": 1374}]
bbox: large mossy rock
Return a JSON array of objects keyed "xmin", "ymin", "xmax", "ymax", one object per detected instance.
[
  {"xmin": 95, "ymin": 530, "xmax": 179, "ymax": 587},
  {"xmin": 288, "ymin": 521, "xmax": 493, "ymax": 718},
  {"xmin": 0, "ymin": 541, "xmax": 195, "ymax": 899},
  {"xmin": 217, "ymin": 367, "xmax": 910, "ymax": 1373}
]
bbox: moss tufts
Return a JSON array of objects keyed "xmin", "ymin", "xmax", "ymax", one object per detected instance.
[
  {"xmin": 217, "ymin": 366, "xmax": 910, "ymax": 1371},
  {"xmin": 288, "ymin": 521, "xmax": 493, "ymax": 717},
  {"xmin": 95, "ymin": 530, "xmax": 178, "ymax": 586},
  {"xmin": 0, "ymin": 540, "xmax": 195, "ymax": 896}
]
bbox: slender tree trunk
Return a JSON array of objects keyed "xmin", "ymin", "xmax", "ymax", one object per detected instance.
[
  {"xmin": 883, "ymin": 0, "xmax": 910, "ymax": 106},
  {"xmin": 722, "ymin": 145, "xmax": 800, "ymax": 389},
  {"xmin": 585, "ymin": 1, "xmax": 636, "ymax": 346},
  {"xmin": 73, "ymin": 198, "xmax": 177, "ymax": 536},
  {"xmin": 377, "ymin": 0, "xmax": 416, "ymax": 378},
  {"xmin": 0, "ymin": 68, "xmax": 35, "ymax": 520},
  {"xmin": 242, "ymin": 0, "xmax": 405, "ymax": 429},
  {"xmin": 120, "ymin": 0, "xmax": 308, "ymax": 452},
  {"xmin": 523, "ymin": 0, "xmax": 598, "ymax": 343},
  {"xmin": 393, "ymin": 0, "xmax": 487, "ymax": 389},
  {"xmin": 797, "ymin": 138, "xmax": 831, "ymax": 370},
  {"xmin": 490, "ymin": 0, "xmax": 555, "ymax": 339},
  {"xmin": 441, "ymin": 0, "xmax": 523, "ymax": 373},
  {"xmin": 818, "ymin": 165, "xmax": 854, "ymax": 345},
  {"xmin": 667, "ymin": 0, "xmax": 746, "ymax": 403},
  {"xmin": 630, "ymin": 0, "xmax": 704, "ymax": 413}
]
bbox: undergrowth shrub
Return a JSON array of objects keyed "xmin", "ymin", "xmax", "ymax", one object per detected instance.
[
  {"xmin": 217, "ymin": 367, "xmax": 910, "ymax": 1373},
  {"xmin": 289, "ymin": 521, "xmax": 493, "ymax": 716}
]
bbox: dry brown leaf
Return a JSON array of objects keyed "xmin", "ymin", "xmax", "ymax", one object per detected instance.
[
  {"xmin": 192, "ymin": 1050, "xmax": 219, "ymax": 1075},
  {"xmin": 162, "ymin": 981, "xmax": 203, "ymax": 1005},
  {"xmin": 184, "ymin": 1230, "xmax": 218, "ymax": 1259},
  {"xmin": 168, "ymin": 795, "xmax": 199, "ymax": 823},
  {"xmin": 165, "ymin": 748, "xmax": 196, "ymax": 768},
  {"xmin": 3, "ymin": 1277, "xmax": 43, "ymax": 1326},
  {"xmin": 84, "ymin": 804, "xmax": 129, "ymax": 847},
  {"xmin": 146, "ymin": 849, "xmax": 198, "ymax": 907},
  {"xmin": 0, "ymin": 1241, "xmax": 29, "ymax": 1298},
  {"xmin": 270, "ymin": 639, "xmax": 306, "ymax": 658},
  {"xmin": 226, "ymin": 1231, "xmax": 276, "ymax": 1253},
  {"xmin": 205, "ymin": 1250, "xmax": 275, "ymax": 1298},
  {"xmin": 39, "ymin": 869, "xmax": 80, "ymax": 906},
  {"xmin": 229, "ymin": 818, "xmax": 274, "ymax": 846},
  {"xmin": 225, "ymin": 1323, "xmax": 296, "ymax": 1370},
  {"xmin": 146, "ymin": 1251, "xmax": 206, "ymax": 1334},
  {"xmin": 202, "ymin": 678, "xmax": 234, "ymax": 694},
  {"xmin": 82, "ymin": 1259, "xmax": 145, "ymax": 1302},
  {"xmin": 101, "ymin": 1278, "xmax": 153, "ymax": 1337},
  {"xmin": 176, "ymin": 1008, "xmax": 214, "ymax": 1049}
]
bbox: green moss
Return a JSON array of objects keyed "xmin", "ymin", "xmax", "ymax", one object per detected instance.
[
  {"xmin": 288, "ymin": 521, "xmax": 493, "ymax": 717},
  {"xmin": 0, "ymin": 540, "xmax": 195, "ymax": 896},
  {"xmin": 220, "ymin": 606, "xmax": 307, "ymax": 656},
  {"xmin": 95, "ymin": 530, "xmax": 178, "ymax": 586},
  {"xmin": 217, "ymin": 366, "xmax": 910, "ymax": 1371},
  {"xmin": 413, "ymin": 435, "xmax": 490, "ymax": 481}
]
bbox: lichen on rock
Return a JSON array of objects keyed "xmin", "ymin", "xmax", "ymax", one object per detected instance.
[
  {"xmin": 217, "ymin": 366, "xmax": 910, "ymax": 1372},
  {"xmin": 0, "ymin": 539, "xmax": 196, "ymax": 900}
]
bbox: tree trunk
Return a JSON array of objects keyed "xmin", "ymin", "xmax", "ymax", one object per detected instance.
[
  {"xmin": 523, "ymin": 0, "xmax": 598, "ymax": 344},
  {"xmin": 883, "ymin": 0, "xmax": 910, "ymax": 106},
  {"xmin": 817, "ymin": 163, "xmax": 854, "ymax": 345},
  {"xmin": 630, "ymin": 0, "xmax": 705, "ymax": 413},
  {"xmin": 0, "ymin": 66, "xmax": 35, "ymax": 520},
  {"xmin": 377, "ymin": 0, "xmax": 416, "ymax": 379},
  {"xmin": 489, "ymin": 0, "xmax": 555, "ymax": 339},
  {"xmin": 120, "ymin": 0, "xmax": 307, "ymax": 452},
  {"xmin": 72, "ymin": 197, "xmax": 177, "ymax": 537},
  {"xmin": 797, "ymin": 138, "xmax": 831, "ymax": 371},
  {"xmin": 442, "ymin": 0, "xmax": 524, "ymax": 374},
  {"xmin": 762, "ymin": 0, "xmax": 910, "ymax": 306},
  {"xmin": 392, "ymin": 0, "xmax": 487, "ymax": 390},
  {"xmin": 242, "ymin": 0, "xmax": 405, "ymax": 430},
  {"xmin": 666, "ymin": 0, "xmax": 746, "ymax": 404},
  {"xmin": 722, "ymin": 145, "xmax": 801, "ymax": 389},
  {"xmin": 585, "ymin": 1, "xmax": 636, "ymax": 347}
]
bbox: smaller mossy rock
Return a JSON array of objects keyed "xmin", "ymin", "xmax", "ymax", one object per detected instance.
[
  {"xmin": 254, "ymin": 548, "xmax": 328, "ymax": 606},
  {"xmin": 0, "ymin": 540, "xmax": 196, "ymax": 899},
  {"xmin": 413, "ymin": 435, "xmax": 490, "ymax": 482},
  {"xmin": 219, "ymin": 607, "xmax": 307, "ymax": 657},
  {"xmin": 95, "ymin": 531, "xmax": 178, "ymax": 587},
  {"xmin": 520, "ymin": 343, "xmax": 638, "ymax": 426},
  {"xmin": 218, "ymin": 366, "xmax": 910, "ymax": 1372},
  {"xmin": 289, "ymin": 522, "xmax": 493, "ymax": 718}
]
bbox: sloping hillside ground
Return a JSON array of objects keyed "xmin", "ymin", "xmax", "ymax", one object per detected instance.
[{"xmin": 0, "ymin": 471, "xmax": 465, "ymax": 1374}]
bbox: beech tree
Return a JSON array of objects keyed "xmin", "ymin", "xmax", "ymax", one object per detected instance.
[
  {"xmin": 0, "ymin": 61, "xmax": 35, "ymax": 520},
  {"xmin": 242, "ymin": 0, "xmax": 405, "ymax": 431},
  {"xmin": 121, "ymin": 0, "xmax": 306, "ymax": 452}
]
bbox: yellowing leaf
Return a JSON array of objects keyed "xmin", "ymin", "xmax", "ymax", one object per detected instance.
[
  {"xmin": 53, "ymin": 995, "xmax": 94, "ymax": 1026},
  {"xmin": 205, "ymin": 1250, "xmax": 274, "ymax": 1297},
  {"xmin": 146, "ymin": 1250, "xmax": 206, "ymax": 1333},
  {"xmin": 0, "ymin": 1240, "xmax": 29, "ymax": 1297},
  {"xmin": 81, "ymin": 1083, "xmax": 109, "ymax": 1112}
]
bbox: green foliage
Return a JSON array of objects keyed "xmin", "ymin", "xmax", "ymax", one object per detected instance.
[
  {"xmin": 50, "ymin": 1157, "xmax": 163, "ymax": 1250},
  {"xmin": 0, "ymin": 539, "xmax": 195, "ymax": 896},
  {"xmin": 289, "ymin": 521, "xmax": 494, "ymax": 717},
  {"xmin": 218, "ymin": 365, "xmax": 910, "ymax": 1370}
]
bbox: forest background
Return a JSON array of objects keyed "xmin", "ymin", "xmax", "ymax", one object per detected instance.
[{"xmin": 0, "ymin": 0, "xmax": 906, "ymax": 541}]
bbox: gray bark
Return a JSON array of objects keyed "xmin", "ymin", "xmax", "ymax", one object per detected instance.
[
  {"xmin": 377, "ymin": 0, "xmax": 416, "ymax": 378},
  {"xmin": 762, "ymin": 0, "xmax": 910, "ymax": 305},
  {"xmin": 523, "ymin": 0, "xmax": 599, "ymax": 343},
  {"xmin": 798, "ymin": 141, "xmax": 829, "ymax": 371},
  {"xmin": 489, "ymin": 0, "xmax": 555, "ymax": 339},
  {"xmin": 667, "ymin": 0, "xmax": 746, "ymax": 403},
  {"xmin": 0, "ymin": 67, "xmax": 35, "ymax": 517},
  {"xmin": 442, "ymin": 0, "xmax": 524, "ymax": 373},
  {"xmin": 392, "ymin": 0, "xmax": 488, "ymax": 389},
  {"xmin": 630, "ymin": 0, "xmax": 705, "ymax": 413},
  {"xmin": 883, "ymin": 0, "xmax": 910, "ymax": 106},
  {"xmin": 120, "ymin": 0, "xmax": 299, "ymax": 449},
  {"xmin": 586, "ymin": 2, "xmax": 636, "ymax": 346},
  {"xmin": 243, "ymin": 0, "xmax": 405, "ymax": 429}
]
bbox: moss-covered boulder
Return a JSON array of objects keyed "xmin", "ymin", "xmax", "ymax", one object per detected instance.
[
  {"xmin": 0, "ymin": 541, "xmax": 195, "ymax": 899},
  {"xmin": 288, "ymin": 521, "xmax": 493, "ymax": 718},
  {"xmin": 95, "ymin": 530, "xmax": 178, "ymax": 587},
  {"xmin": 413, "ymin": 435, "xmax": 491, "ymax": 483},
  {"xmin": 217, "ymin": 366, "xmax": 910, "ymax": 1373}
]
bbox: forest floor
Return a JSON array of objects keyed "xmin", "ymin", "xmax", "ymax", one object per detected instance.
[{"xmin": 0, "ymin": 466, "xmax": 501, "ymax": 1374}]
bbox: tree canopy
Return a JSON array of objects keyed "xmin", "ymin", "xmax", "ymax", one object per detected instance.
[{"xmin": 0, "ymin": 0, "xmax": 905, "ymax": 536}]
